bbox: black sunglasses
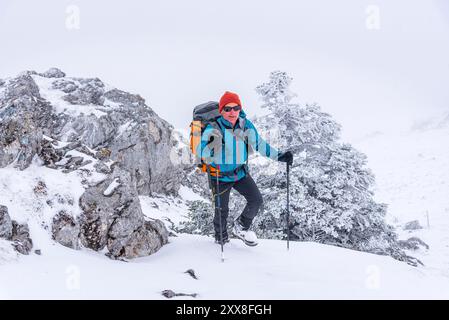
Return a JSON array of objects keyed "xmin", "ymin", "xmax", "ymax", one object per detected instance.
[{"xmin": 223, "ymin": 105, "xmax": 242, "ymax": 112}]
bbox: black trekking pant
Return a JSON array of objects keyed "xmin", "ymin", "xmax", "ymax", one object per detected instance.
[{"xmin": 211, "ymin": 173, "xmax": 263, "ymax": 239}]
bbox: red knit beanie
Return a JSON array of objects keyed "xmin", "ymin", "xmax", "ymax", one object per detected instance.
[{"xmin": 219, "ymin": 91, "xmax": 242, "ymax": 113}]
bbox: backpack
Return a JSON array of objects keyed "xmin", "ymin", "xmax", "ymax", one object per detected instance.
[
  {"xmin": 189, "ymin": 101, "xmax": 250, "ymax": 177},
  {"xmin": 189, "ymin": 101, "xmax": 221, "ymax": 175}
]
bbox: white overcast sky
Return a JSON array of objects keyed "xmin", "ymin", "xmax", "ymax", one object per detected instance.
[{"xmin": 1, "ymin": 0, "xmax": 448, "ymax": 141}]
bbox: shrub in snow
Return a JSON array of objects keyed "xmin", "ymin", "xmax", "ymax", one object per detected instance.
[
  {"xmin": 177, "ymin": 200, "xmax": 215, "ymax": 236},
  {"xmin": 398, "ymin": 237, "xmax": 429, "ymax": 251},
  {"xmin": 403, "ymin": 220, "xmax": 423, "ymax": 231}
]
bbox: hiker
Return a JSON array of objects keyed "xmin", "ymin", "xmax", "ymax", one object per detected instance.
[{"xmin": 197, "ymin": 91, "xmax": 293, "ymax": 246}]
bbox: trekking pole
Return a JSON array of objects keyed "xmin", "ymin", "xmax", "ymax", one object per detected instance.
[
  {"xmin": 215, "ymin": 166, "xmax": 225, "ymax": 262},
  {"xmin": 286, "ymin": 162, "xmax": 290, "ymax": 251}
]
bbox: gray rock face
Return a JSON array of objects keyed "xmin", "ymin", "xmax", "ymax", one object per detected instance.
[
  {"xmin": 59, "ymin": 86, "xmax": 180, "ymax": 195},
  {"xmin": 1, "ymin": 69, "xmax": 181, "ymax": 195},
  {"xmin": 3, "ymin": 74, "xmax": 40, "ymax": 99},
  {"xmin": 79, "ymin": 165, "xmax": 168, "ymax": 259},
  {"xmin": 94, "ymin": 161, "xmax": 112, "ymax": 174},
  {"xmin": 11, "ymin": 221, "xmax": 33, "ymax": 255},
  {"xmin": 62, "ymin": 78, "xmax": 105, "ymax": 106},
  {"xmin": 104, "ymin": 89, "xmax": 145, "ymax": 106},
  {"xmin": 1, "ymin": 68, "xmax": 177, "ymax": 259},
  {"xmin": 40, "ymin": 68, "xmax": 66, "ymax": 79},
  {"xmin": 0, "ymin": 205, "xmax": 13, "ymax": 239},
  {"xmin": 0, "ymin": 205, "xmax": 32, "ymax": 254},
  {"xmin": 52, "ymin": 211, "xmax": 80, "ymax": 249},
  {"xmin": 145, "ymin": 219, "xmax": 169, "ymax": 246},
  {"xmin": 107, "ymin": 113, "xmax": 180, "ymax": 195},
  {"xmin": 38, "ymin": 139, "xmax": 64, "ymax": 168},
  {"xmin": 0, "ymin": 74, "xmax": 56, "ymax": 169},
  {"xmin": 52, "ymin": 79, "xmax": 77, "ymax": 93}
]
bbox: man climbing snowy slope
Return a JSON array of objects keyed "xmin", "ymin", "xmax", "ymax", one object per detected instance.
[{"xmin": 197, "ymin": 91, "xmax": 293, "ymax": 246}]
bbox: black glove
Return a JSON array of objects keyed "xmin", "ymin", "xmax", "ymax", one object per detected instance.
[{"xmin": 278, "ymin": 151, "xmax": 293, "ymax": 166}]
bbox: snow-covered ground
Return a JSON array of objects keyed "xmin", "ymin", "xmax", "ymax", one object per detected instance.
[
  {"xmin": 353, "ymin": 112, "xmax": 449, "ymax": 279},
  {"xmin": 2, "ymin": 161, "xmax": 449, "ymax": 298},
  {"xmin": 1, "ymin": 232, "xmax": 449, "ymax": 299},
  {"xmin": 1, "ymin": 179, "xmax": 449, "ymax": 299}
]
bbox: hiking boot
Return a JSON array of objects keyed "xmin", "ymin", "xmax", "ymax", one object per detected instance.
[{"xmin": 232, "ymin": 219, "xmax": 258, "ymax": 247}]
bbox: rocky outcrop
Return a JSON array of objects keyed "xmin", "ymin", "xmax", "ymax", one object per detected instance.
[
  {"xmin": 0, "ymin": 205, "xmax": 33, "ymax": 255},
  {"xmin": 0, "ymin": 68, "xmax": 181, "ymax": 195},
  {"xmin": 1, "ymin": 68, "xmax": 180, "ymax": 260},
  {"xmin": 51, "ymin": 78, "xmax": 180, "ymax": 196},
  {"xmin": 40, "ymin": 68, "xmax": 66, "ymax": 79},
  {"xmin": 79, "ymin": 165, "xmax": 168, "ymax": 259},
  {"xmin": 0, "ymin": 74, "xmax": 55, "ymax": 170},
  {"xmin": 59, "ymin": 78, "xmax": 105, "ymax": 105},
  {"xmin": 0, "ymin": 205, "xmax": 13, "ymax": 239},
  {"xmin": 52, "ymin": 211, "xmax": 80, "ymax": 249},
  {"xmin": 38, "ymin": 138, "xmax": 64, "ymax": 168},
  {"xmin": 11, "ymin": 221, "xmax": 33, "ymax": 255}
]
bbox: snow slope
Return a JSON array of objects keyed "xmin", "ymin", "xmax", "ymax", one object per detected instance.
[
  {"xmin": 353, "ymin": 112, "xmax": 449, "ymax": 278},
  {"xmin": 1, "ymin": 232, "xmax": 448, "ymax": 299},
  {"xmin": 1, "ymin": 162, "xmax": 448, "ymax": 298}
]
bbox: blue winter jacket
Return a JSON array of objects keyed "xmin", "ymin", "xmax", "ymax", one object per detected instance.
[{"xmin": 197, "ymin": 109, "xmax": 279, "ymax": 182}]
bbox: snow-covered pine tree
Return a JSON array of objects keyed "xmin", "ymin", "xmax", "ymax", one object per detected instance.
[
  {"xmin": 176, "ymin": 200, "xmax": 215, "ymax": 236},
  {"xmin": 176, "ymin": 200, "xmax": 234, "ymax": 237},
  {"xmin": 249, "ymin": 71, "xmax": 418, "ymax": 265}
]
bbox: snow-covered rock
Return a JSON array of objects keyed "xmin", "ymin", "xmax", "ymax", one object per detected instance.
[
  {"xmin": 0, "ymin": 205, "xmax": 33, "ymax": 255},
  {"xmin": 0, "ymin": 205, "xmax": 13, "ymax": 239},
  {"xmin": 39, "ymin": 68, "xmax": 66, "ymax": 79},
  {"xmin": 79, "ymin": 165, "xmax": 168, "ymax": 259},
  {"xmin": 0, "ymin": 68, "xmax": 181, "ymax": 195},
  {"xmin": 51, "ymin": 211, "xmax": 80, "ymax": 250},
  {"xmin": 103, "ymin": 178, "xmax": 120, "ymax": 197},
  {"xmin": 0, "ymin": 68, "xmax": 178, "ymax": 260},
  {"xmin": 10, "ymin": 221, "xmax": 33, "ymax": 255},
  {"xmin": 0, "ymin": 74, "xmax": 53, "ymax": 170}
]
